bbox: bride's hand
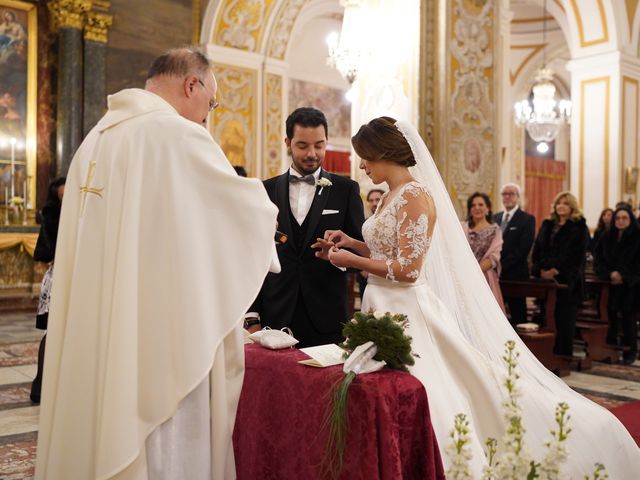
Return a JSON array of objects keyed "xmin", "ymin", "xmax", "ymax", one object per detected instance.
[
  {"xmin": 328, "ymin": 247, "xmax": 355, "ymax": 268},
  {"xmin": 311, "ymin": 238, "xmax": 334, "ymax": 261},
  {"xmin": 324, "ymin": 229, "xmax": 353, "ymax": 249}
]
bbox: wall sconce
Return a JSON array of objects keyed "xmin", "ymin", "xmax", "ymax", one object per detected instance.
[{"xmin": 624, "ymin": 166, "xmax": 639, "ymax": 194}]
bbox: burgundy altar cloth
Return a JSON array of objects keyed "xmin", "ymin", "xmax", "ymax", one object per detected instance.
[{"xmin": 233, "ymin": 344, "xmax": 445, "ymax": 480}]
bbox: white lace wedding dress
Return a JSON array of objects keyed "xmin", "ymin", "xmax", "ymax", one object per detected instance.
[{"xmin": 361, "ymin": 180, "xmax": 640, "ymax": 478}]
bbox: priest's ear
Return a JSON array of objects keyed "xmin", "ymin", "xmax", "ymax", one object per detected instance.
[{"xmin": 184, "ymin": 75, "xmax": 199, "ymax": 98}]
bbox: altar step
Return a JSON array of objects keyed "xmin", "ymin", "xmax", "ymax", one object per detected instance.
[{"xmin": 0, "ymin": 289, "xmax": 38, "ymax": 313}]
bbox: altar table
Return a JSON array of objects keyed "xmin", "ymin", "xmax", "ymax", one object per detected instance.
[{"xmin": 233, "ymin": 344, "xmax": 445, "ymax": 480}]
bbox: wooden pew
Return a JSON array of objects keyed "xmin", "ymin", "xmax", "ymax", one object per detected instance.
[
  {"xmin": 574, "ymin": 275, "xmax": 619, "ymax": 366},
  {"xmin": 500, "ymin": 279, "xmax": 571, "ymax": 377}
]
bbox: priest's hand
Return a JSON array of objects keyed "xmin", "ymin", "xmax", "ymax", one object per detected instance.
[
  {"xmin": 312, "ymin": 238, "xmax": 334, "ymax": 261},
  {"xmin": 328, "ymin": 246, "xmax": 355, "ymax": 269}
]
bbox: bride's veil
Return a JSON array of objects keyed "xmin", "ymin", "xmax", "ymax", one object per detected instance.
[{"xmin": 396, "ymin": 119, "xmax": 566, "ymax": 389}]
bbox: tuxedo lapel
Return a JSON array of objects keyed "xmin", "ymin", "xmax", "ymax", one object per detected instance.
[
  {"xmin": 502, "ymin": 209, "xmax": 521, "ymax": 239},
  {"xmin": 301, "ymin": 169, "xmax": 331, "ymax": 250},
  {"xmin": 274, "ymin": 173, "xmax": 294, "ymax": 243}
]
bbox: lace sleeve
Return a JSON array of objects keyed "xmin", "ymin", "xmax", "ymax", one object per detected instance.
[{"xmin": 386, "ymin": 184, "xmax": 435, "ymax": 282}]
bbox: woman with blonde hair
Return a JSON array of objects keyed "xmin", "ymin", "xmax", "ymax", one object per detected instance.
[{"xmin": 532, "ymin": 191, "xmax": 590, "ymax": 356}]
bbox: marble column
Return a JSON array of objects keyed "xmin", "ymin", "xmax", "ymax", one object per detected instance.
[
  {"xmin": 418, "ymin": 0, "xmax": 441, "ymax": 157},
  {"xmin": 567, "ymin": 53, "xmax": 640, "ymax": 224},
  {"xmin": 83, "ymin": 3, "xmax": 113, "ymax": 136},
  {"xmin": 439, "ymin": 0, "xmax": 501, "ymax": 215},
  {"xmin": 48, "ymin": 0, "xmax": 92, "ymax": 177},
  {"xmin": 418, "ymin": 0, "xmax": 503, "ymax": 214}
]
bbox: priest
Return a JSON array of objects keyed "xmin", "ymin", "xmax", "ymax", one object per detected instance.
[{"xmin": 35, "ymin": 48, "xmax": 278, "ymax": 479}]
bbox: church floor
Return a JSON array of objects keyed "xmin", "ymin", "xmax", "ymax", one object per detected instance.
[{"xmin": 0, "ymin": 313, "xmax": 639, "ymax": 479}]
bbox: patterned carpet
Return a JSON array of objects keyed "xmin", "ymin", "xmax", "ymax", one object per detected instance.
[{"xmin": 0, "ymin": 313, "xmax": 638, "ymax": 479}]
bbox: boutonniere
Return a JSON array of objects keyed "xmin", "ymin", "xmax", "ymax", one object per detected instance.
[{"xmin": 317, "ymin": 177, "xmax": 332, "ymax": 195}]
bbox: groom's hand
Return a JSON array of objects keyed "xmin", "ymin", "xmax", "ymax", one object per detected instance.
[{"xmin": 312, "ymin": 238, "xmax": 334, "ymax": 260}]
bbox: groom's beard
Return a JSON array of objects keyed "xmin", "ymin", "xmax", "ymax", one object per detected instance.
[{"xmin": 291, "ymin": 153, "xmax": 322, "ymax": 176}]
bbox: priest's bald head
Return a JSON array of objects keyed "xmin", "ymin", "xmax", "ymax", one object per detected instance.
[{"xmin": 145, "ymin": 47, "xmax": 218, "ymax": 125}]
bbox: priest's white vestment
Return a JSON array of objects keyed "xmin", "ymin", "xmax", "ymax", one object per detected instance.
[{"xmin": 34, "ymin": 89, "xmax": 278, "ymax": 479}]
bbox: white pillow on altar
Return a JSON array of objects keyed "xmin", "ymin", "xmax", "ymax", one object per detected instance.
[{"xmin": 248, "ymin": 327, "xmax": 299, "ymax": 349}]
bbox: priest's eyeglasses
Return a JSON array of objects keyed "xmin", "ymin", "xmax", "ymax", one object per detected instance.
[{"xmin": 197, "ymin": 79, "xmax": 220, "ymax": 111}]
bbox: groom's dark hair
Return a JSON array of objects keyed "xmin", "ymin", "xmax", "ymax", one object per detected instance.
[
  {"xmin": 352, "ymin": 116, "xmax": 416, "ymax": 167},
  {"xmin": 286, "ymin": 107, "xmax": 328, "ymax": 140}
]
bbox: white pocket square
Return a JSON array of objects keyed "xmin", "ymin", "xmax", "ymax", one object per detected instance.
[{"xmin": 322, "ymin": 209, "xmax": 339, "ymax": 215}]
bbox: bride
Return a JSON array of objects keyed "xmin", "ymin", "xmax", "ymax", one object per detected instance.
[{"xmin": 314, "ymin": 117, "xmax": 640, "ymax": 477}]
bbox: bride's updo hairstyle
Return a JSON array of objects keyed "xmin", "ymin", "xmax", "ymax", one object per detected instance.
[{"xmin": 351, "ymin": 116, "xmax": 416, "ymax": 167}]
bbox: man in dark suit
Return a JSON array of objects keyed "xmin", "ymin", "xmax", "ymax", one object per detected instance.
[
  {"xmin": 246, "ymin": 107, "xmax": 365, "ymax": 347},
  {"xmin": 495, "ymin": 183, "xmax": 535, "ymax": 325}
]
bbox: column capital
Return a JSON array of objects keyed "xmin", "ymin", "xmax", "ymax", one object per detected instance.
[
  {"xmin": 84, "ymin": 11, "xmax": 113, "ymax": 43},
  {"xmin": 499, "ymin": 6, "xmax": 514, "ymax": 32},
  {"xmin": 48, "ymin": 0, "xmax": 93, "ymax": 30}
]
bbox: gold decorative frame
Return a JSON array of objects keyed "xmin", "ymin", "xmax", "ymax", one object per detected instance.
[
  {"xmin": 0, "ymin": 0, "xmax": 37, "ymax": 210},
  {"xmin": 624, "ymin": 166, "xmax": 639, "ymax": 194}
]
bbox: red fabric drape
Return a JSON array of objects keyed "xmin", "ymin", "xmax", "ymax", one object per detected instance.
[
  {"xmin": 234, "ymin": 345, "xmax": 445, "ymax": 480},
  {"xmin": 324, "ymin": 150, "xmax": 351, "ymax": 175},
  {"xmin": 525, "ymin": 156, "xmax": 566, "ymax": 232}
]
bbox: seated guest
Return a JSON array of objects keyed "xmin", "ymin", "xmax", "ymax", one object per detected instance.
[
  {"xmin": 589, "ymin": 208, "xmax": 613, "ymax": 252},
  {"xmin": 495, "ymin": 183, "xmax": 535, "ymax": 324},
  {"xmin": 594, "ymin": 206, "xmax": 640, "ymax": 364},
  {"xmin": 461, "ymin": 192, "xmax": 505, "ymax": 312},
  {"xmin": 531, "ymin": 192, "xmax": 589, "ymax": 356},
  {"xmin": 357, "ymin": 188, "xmax": 386, "ymax": 295}
]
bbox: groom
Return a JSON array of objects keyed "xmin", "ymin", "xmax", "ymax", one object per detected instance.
[{"xmin": 247, "ymin": 107, "xmax": 364, "ymax": 347}]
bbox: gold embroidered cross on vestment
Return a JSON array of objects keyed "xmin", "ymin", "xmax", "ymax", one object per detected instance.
[{"xmin": 79, "ymin": 160, "xmax": 104, "ymax": 213}]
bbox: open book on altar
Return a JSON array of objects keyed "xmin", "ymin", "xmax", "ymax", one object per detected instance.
[{"xmin": 298, "ymin": 344, "xmax": 346, "ymax": 367}]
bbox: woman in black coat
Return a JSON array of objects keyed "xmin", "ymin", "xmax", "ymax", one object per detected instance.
[
  {"xmin": 30, "ymin": 176, "xmax": 65, "ymax": 403},
  {"xmin": 532, "ymin": 191, "xmax": 590, "ymax": 356},
  {"xmin": 589, "ymin": 207, "xmax": 613, "ymax": 252},
  {"xmin": 594, "ymin": 206, "xmax": 640, "ymax": 364}
]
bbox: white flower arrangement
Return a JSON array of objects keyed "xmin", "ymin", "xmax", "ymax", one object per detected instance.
[
  {"xmin": 317, "ymin": 177, "xmax": 332, "ymax": 195},
  {"xmin": 9, "ymin": 196, "xmax": 24, "ymax": 207},
  {"xmin": 446, "ymin": 341, "xmax": 607, "ymax": 480},
  {"xmin": 447, "ymin": 414, "xmax": 473, "ymax": 480},
  {"xmin": 324, "ymin": 310, "xmax": 415, "ymax": 478}
]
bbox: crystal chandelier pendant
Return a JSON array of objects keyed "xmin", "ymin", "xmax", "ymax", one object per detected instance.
[
  {"xmin": 513, "ymin": 0, "xmax": 571, "ymax": 145},
  {"xmin": 514, "ymin": 67, "xmax": 571, "ymax": 143},
  {"xmin": 326, "ymin": 0, "xmax": 367, "ymax": 85}
]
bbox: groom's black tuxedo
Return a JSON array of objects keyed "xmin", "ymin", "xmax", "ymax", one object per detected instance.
[{"xmin": 250, "ymin": 169, "xmax": 365, "ymax": 347}]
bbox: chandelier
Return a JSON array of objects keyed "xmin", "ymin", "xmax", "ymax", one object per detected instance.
[
  {"xmin": 326, "ymin": 0, "xmax": 367, "ymax": 85},
  {"xmin": 513, "ymin": 0, "xmax": 571, "ymax": 145},
  {"xmin": 514, "ymin": 68, "xmax": 571, "ymax": 143}
]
